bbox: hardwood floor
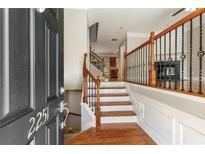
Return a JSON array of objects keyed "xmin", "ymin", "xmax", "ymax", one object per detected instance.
[{"xmin": 64, "ymin": 123, "xmax": 156, "ymax": 145}]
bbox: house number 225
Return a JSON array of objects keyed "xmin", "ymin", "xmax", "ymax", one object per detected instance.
[{"xmin": 27, "ymin": 107, "xmax": 49, "ymax": 139}]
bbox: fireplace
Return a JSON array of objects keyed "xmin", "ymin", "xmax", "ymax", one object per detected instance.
[{"xmin": 155, "ymin": 61, "xmax": 180, "ymax": 80}]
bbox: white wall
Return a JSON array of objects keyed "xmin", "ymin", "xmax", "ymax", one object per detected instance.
[
  {"xmin": 126, "ymin": 32, "xmax": 149, "ymax": 53},
  {"xmin": 64, "ymin": 9, "xmax": 88, "ymax": 90},
  {"xmin": 119, "ymin": 41, "xmax": 126, "ymax": 80}
]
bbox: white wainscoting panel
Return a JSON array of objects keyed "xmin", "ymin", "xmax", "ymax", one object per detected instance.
[
  {"xmin": 179, "ymin": 122, "xmax": 205, "ymax": 145},
  {"xmin": 142, "ymin": 103, "xmax": 174, "ymax": 144},
  {"xmin": 126, "ymin": 82, "xmax": 205, "ymax": 145}
]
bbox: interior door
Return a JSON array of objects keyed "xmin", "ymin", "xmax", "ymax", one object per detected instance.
[{"xmin": 0, "ymin": 8, "xmax": 64, "ymax": 145}]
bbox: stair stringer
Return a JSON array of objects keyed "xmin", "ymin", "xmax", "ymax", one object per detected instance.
[
  {"xmin": 125, "ymin": 83, "xmax": 141, "ymax": 123},
  {"xmin": 125, "ymin": 83, "xmax": 162, "ymax": 144},
  {"xmin": 80, "ymin": 88, "xmax": 96, "ymax": 131}
]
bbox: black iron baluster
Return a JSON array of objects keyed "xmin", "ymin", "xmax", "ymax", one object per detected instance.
[
  {"xmin": 126, "ymin": 56, "xmax": 128, "ymax": 81},
  {"xmin": 88, "ymin": 76, "xmax": 91, "ymax": 107},
  {"xmin": 168, "ymin": 31, "xmax": 172, "ymax": 89},
  {"xmin": 155, "ymin": 39, "xmax": 158, "ymax": 86},
  {"xmin": 135, "ymin": 51, "xmax": 137, "ymax": 82},
  {"xmin": 164, "ymin": 34, "xmax": 166, "ymax": 88},
  {"xmin": 94, "ymin": 80, "xmax": 97, "ymax": 115},
  {"xmin": 175, "ymin": 28, "xmax": 178, "ymax": 90},
  {"xmin": 91, "ymin": 78, "xmax": 94, "ymax": 111},
  {"xmin": 138, "ymin": 50, "xmax": 140, "ymax": 83},
  {"xmin": 86, "ymin": 76, "xmax": 89, "ymax": 103},
  {"xmin": 141, "ymin": 48, "xmax": 143, "ymax": 84},
  {"xmin": 148, "ymin": 44, "xmax": 150, "ymax": 84},
  {"xmin": 198, "ymin": 14, "xmax": 204, "ymax": 94},
  {"xmin": 139, "ymin": 49, "xmax": 141, "ymax": 84},
  {"xmin": 136, "ymin": 51, "xmax": 138, "ymax": 83},
  {"xmin": 133, "ymin": 53, "xmax": 134, "ymax": 82},
  {"xmin": 189, "ymin": 19, "xmax": 193, "ymax": 92},
  {"xmin": 181, "ymin": 24, "xmax": 185, "ymax": 91},
  {"xmin": 159, "ymin": 37, "xmax": 162, "ymax": 87},
  {"xmin": 131, "ymin": 52, "xmax": 135, "ymax": 82},
  {"xmin": 143, "ymin": 48, "xmax": 144, "ymax": 84},
  {"xmin": 145, "ymin": 45, "xmax": 147, "ymax": 85},
  {"xmin": 130, "ymin": 55, "xmax": 132, "ymax": 81}
]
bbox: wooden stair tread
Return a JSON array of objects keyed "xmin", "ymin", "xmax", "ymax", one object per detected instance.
[
  {"xmin": 100, "ymin": 123, "xmax": 137, "ymax": 129},
  {"xmin": 99, "ymin": 93, "xmax": 129, "ymax": 97},
  {"xmin": 100, "ymin": 101, "xmax": 132, "ymax": 106},
  {"xmin": 100, "ymin": 87, "xmax": 126, "ymax": 89},
  {"xmin": 101, "ymin": 111, "xmax": 136, "ymax": 117}
]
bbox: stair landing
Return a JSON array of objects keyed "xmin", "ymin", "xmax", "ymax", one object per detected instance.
[{"xmin": 64, "ymin": 123, "xmax": 156, "ymax": 145}]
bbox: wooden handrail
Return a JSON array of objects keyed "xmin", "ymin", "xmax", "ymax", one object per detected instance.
[
  {"xmin": 83, "ymin": 53, "xmax": 87, "ymax": 78},
  {"xmin": 125, "ymin": 40, "xmax": 150, "ymax": 57},
  {"xmin": 90, "ymin": 50, "xmax": 104, "ymax": 62},
  {"xmin": 124, "ymin": 8, "xmax": 205, "ymax": 98},
  {"xmin": 83, "ymin": 53, "xmax": 98, "ymax": 82},
  {"xmin": 83, "ymin": 53, "xmax": 101, "ymax": 128},
  {"xmin": 125, "ymin": 8, "xmax": 205, "ymax": 58},
  {"xmin": 83, "ymin": 53, "xmax": 88, "ymax": 103},
  {"xmin": 90, "ymin": 50, "xmax": 104, "ymax": 73},
  {"xmin": 154, "ymin": 8, "xmax": 205, "ymax": 40}
]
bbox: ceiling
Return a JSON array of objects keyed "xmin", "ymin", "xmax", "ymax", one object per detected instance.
[{"xmin": 87, "ymin": 8, "xmax": 189, "ymax": 55}]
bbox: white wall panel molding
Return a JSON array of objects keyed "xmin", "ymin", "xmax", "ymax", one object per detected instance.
[{"xmin": 126, "ymin": 82, "xmax": 205, "ymax": 145}]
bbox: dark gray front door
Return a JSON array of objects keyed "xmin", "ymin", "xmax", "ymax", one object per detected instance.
[{"xmin": 0, "ymin": 8, "xmax": 64, "ymax": 145}]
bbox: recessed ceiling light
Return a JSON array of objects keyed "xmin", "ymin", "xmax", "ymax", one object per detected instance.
[{"xmin": 111, "ymin": 38, "xmax": 118, "ymax": 41}]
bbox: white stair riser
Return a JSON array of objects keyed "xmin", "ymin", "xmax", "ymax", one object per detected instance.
[
  {"xmin": 87, "ymin": 89, "xmax": 127, "ymax": 95},
  {"xmin": 99, "ymin": 89, "xmax": 127, "ymax": 94},
  {"xmin": 100, "ymin": 105, "xmax": 133, "ymax": 112},
  {"xmin": 101, "ymin": 116, "xmax": 137, "ymax": 124},
  {"xmin": 100, "ymin": 96, "xmax": 130, "ymax": 102},
  {"xmin": 87, "ymin": 82, "xmax": 125, "ymax": 88},
  {"xmin": 100, "ymin": 82, "xmax": 125, "ymax": 87}
]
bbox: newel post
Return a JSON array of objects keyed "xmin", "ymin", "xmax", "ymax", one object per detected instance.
[
  {"xmin": 123, "ymin": 51, "xmax": 127, "ymax": 81},
  {"xmin": 149, "ymin": 32, "xmax": 156, "ymax": 86},
  {"xmin": 83, "ymin": 53, "xmax": 88, "ymax": 103},
  {"xmin": 96, "ymin": 76, "xmax": 101, "ymax": 128}
]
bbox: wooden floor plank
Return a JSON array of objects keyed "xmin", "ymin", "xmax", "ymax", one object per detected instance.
[{"xmin": 64, "ymin": 123, "xmax": 156, "ymax": 145}]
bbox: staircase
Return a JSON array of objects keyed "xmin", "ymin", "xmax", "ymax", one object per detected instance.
[
  {"xmin": 83, "ymin": 53, "xmax": 137, "ymax": 128},
  {"xmin": 99, "ymin": 82, "xmax": 137, "ymax": 124}
]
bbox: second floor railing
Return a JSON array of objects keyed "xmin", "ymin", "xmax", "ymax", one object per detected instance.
[
  {"xmin": 83, "ymin": 53, "xmax": 101, "ymax": 128},
  {"xmin": 90, "ymin": 50, "xmax": 104, "ymax": 73},
  {"xmin": 124, "ymin": 8, "xmax": 205, "ymax": 98}
]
